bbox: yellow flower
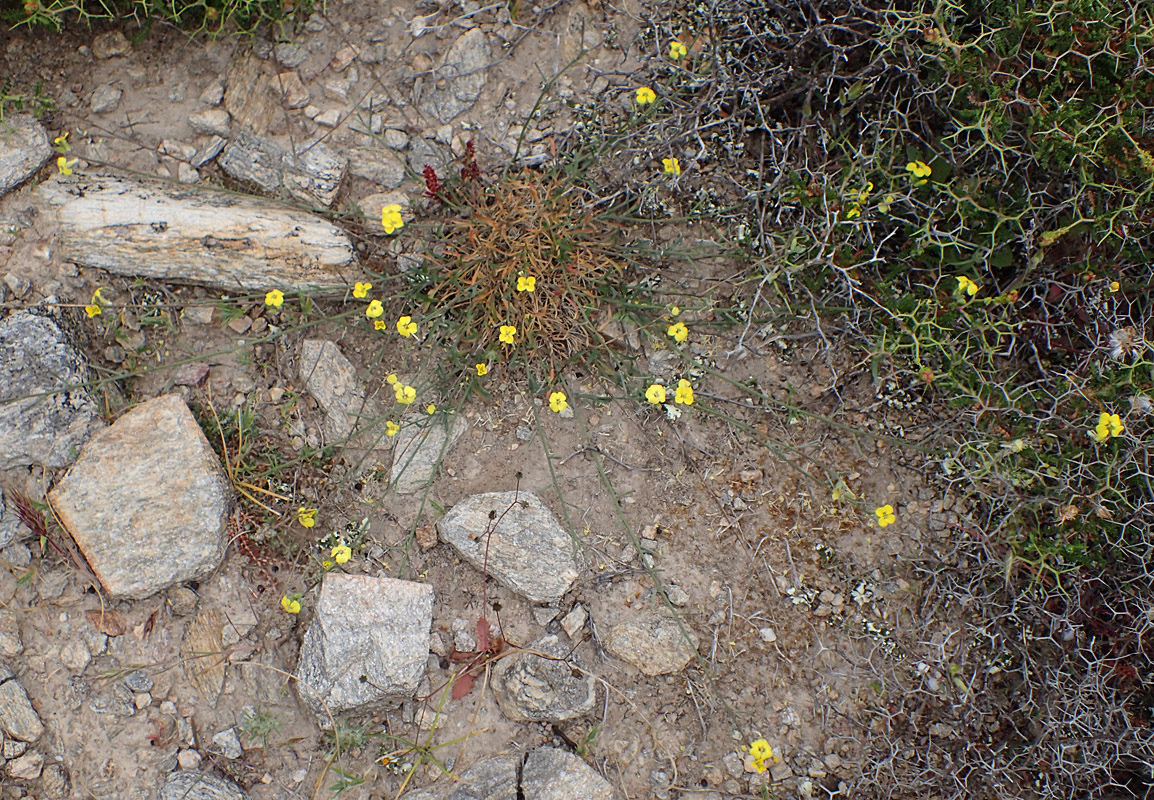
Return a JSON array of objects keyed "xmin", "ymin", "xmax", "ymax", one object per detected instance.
[
  {"xmin": 905, "ymin": 160, "xmax": 931, "ymax": 178},
  {"xmin": 426, "ymin": 404, "xmax": 436, "ymax": 414},
  {"xmin": 1109, "ymin": 280, "xmax": 1121, "ymax": 293},
  {"xmin": 475, "ymin": 363, "xmax": 488, "ymax": 376},
  {"xmin": 331, "ymin": 544, "xmax": 351, "ymax": 565},
  {"xmin": 373, "ymin": 319, "xmax": 387, "ymax": 330},
  {"xmin": 669, "ymin": 40, "xmax": 687, "ymax": 59},
  {"xmin": 662, "ymin": 157, "xmax": 681, "ymax": 176},
  {"xmin": 956, "ymin": 275, "xmax": 979, "ymax": 297},
  {"xmin": 675, "ymin": 378, "xmax": 694, "ymax": 405},
  {"xmin": 549, "ymin": 391, "xmax": 568, "ymax": 413},
  {"xmin": 499, "ymin": 324, "xmax": 517, "ymax": 345},
  {"xmin": 846, "ymin": 205, "xmax": 861, "ymax": 220},
  {"xmin": 56, "ymin": 156, "xmax": 78, "ymax": 175},
  {"xmin": 353, "ymin": 281, "xmax": 372, "ymax": 298},
  {"xmin": 875, "ymin": 504, "xmax": 896, "ymax": 527},
  {"xmin": 395, "ymin": 384, "xmax": 417, "ymax": 404},
  {"xmin": 1093, "ymin": 412, "xmax": 1124, "ymax": 442},
  {"xmin": 280, "ymin": 594, "xmax": 301, "ymax": 614},
  {"xmin": 396, "ymin": 315, "xmax": 418, "ymax": 337},
  {"xmin": 645, "ymin": 384, "xmax": 667, "ymax": 404},
  {"xmin": 264, "ymin": 289, "xmax": 284, "ymax": 308},
  {"xmin": 667, "ymin": 321, "xmax": 689, "ymax": 343},
  {"xmin": 386, "ymin": 420, "xmax": 399, "ymax": 437},
  {"xmin": 516, "ymin": 275, "xmax": 537, "ymax": 292},
  {"xmin": 297, "ymin": 507, "xmax": 317, "ymax": 528},
  {"xmin": 381, "ymin": 204, "xmax": 404, "ymax": 234},
  {"xmin": 365, "ymin": 299, "xmax": 384, "ymax": 318},
  {"xmin": 749, "ymin": 739, "xmax": 774, "ymax": 773},
  {"xmin": 635, "ymin": 86, "xmax": 656, "ymax": 105}
]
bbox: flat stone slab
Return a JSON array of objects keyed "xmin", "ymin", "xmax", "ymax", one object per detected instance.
[
  {"xmin": 295, "ymin": 574, "xmax": 434, "ymax": 722},
  {"xmin": 0, "ymin": 675, "xmax": 45, "ymax": 742},
  {"xmin": 0, "ymin": 114, "xmax": 51, "ymax": 197},
  {"xmin": 219, "ymin": 131, "xmax": 346, "ymax": 207},
  {"xmin": 49, "ymin": 395, "xmax": 231, "ymax": 599},
  {"xmin": 492, "ymin": 634, "xmax": 595, "ymax": 722},
  {"xmin": 298, "ymin": 339, "xmax": 387, "ymax": 468},
  {"xmin": 437, "ymin": 492, "xmax": 578, "ymax": 604},
  {"xmin": 391, "ymin": 415, "xmax": 467, "ymax": 495},
  {"xmin": 35, "ymin": 176, "xmax": 357, "ymax": 292},
  {"xmin": 0, "ymin": 309, "xmax": 104, "ymax": 470},
  {"xmin": 522, "ymin": 747, "xmax": 618, "ymax": 800},
  {"xmin": 401, "ymin": 754, "xmax": 519, "ymax": 800},
  {"xmin": 159, "ymin": 771, "xmax": 247, "ymax": 800},
  {"xmin": 604, "ymin": 611, "xmax": 699, "ymax": 676}
]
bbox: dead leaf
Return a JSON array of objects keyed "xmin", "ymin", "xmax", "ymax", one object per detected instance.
[
  {"xmin": 85, "ymin": 608, "xmax": 128, "ymax": 637},
  {"xmin": 181, "ymin": 609, "xmax": 226, "ymax": 704}
]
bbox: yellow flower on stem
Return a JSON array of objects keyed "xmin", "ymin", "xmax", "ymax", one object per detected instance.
[
  {"xmin": 1092, "ymin": 412, "xmax": 1124, "ymax": 442},
  {"xmin": 475, "ymin": 363, "xmax": 488, "ymax": 376},
  {"xmin": 396, "ymin": 315, "xmax": 418, "ymax": 337},
  {"xmin": 264, "ymin": 289, "xmax": 284, "ymax": 308},
  {"xmin": 645, "ymin": 384, "xmax": 667, "ymax": 404},
  {"xmin": 499, "ymin": 324, "xmax": 516, "ymax": 345},
  {"xmin": 516, "ymin": 275, "xmax": 537, "ymax": 292},
  {"xmin": 353, "ymin": 281, "xmax": 372, "ymax": 298},
  {"xmin": 280, "ymin": 594, "xmax": 301, "ymax": 614},
  {"xmin": 386, "ymin": 420, "xmax": 399, "ymax": 437},
  {"xmin": 395, "ymin": 384, "xmax": 417, "ymax": 404},
  {"xmin": 365, "ymin": 299, "xmax": 384, "ymax": 318},
  {"xmin": 875, "ymin": 504, "xmax": 896, "ymax": 527},
  {"xmin": 956, "ymin": 275, "xmax": 979, "ymax": 297},
  {"xmin": 331, "ymin": 544, "xmax": 351, "ymax": 565},
  {"xmin": 635, "ymin": 86, "xmax": 656, "ymax": 105},
  {"xmin": 549, "ymin": 391, "xmax": 568, "ymax": 413},
  {"xmin": 56, "ymin": 156, "xmax": 78, "ymax": 175},
  {"xmin": 297, "ymin": 507, "xmax": 318, "ymax": 528},
  {"xmin": 381, "ymin": 204, "xmax": 404, "ymax": 234},
  {"xmin": 669, "ymin": 40, "xmax": 688, "ymax": 59},
  {"xmin": 662, "ymin": 157, "xmax": 681, "ymax": 176},
  {"xmin": 667, "ymin": 321, "xmax": 689, "ymax": 343},
  {"xmin": 674, "ymin": 378, "xmax": 694, "ymax": 405}
]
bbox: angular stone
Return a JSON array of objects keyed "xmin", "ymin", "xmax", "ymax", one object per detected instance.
[
  {"xmin": 401, "ymin": 754, "xmax": 518, "ymax": 800},
  {"xmin": 437, "ymin": 492, "xmax": 578, "ymax": 604},
  {"xmin": 345, "ymin": 146, "xmax": 406, "ymax": 188},
  {"xmin": 0, "ymin": 679, "xmax": 44, "ymax": 742},
  {"xmin": 49, "ymin": 395, "xmax": 230, "ymax": 600},
  {"xmin": 91, "ymin": 30, "xmax": 130, "ymax": 59},
  {"xmin": 298, "ymin": 340, "xmax": 388, "ymax": 467},
  {"xmin": 491, "ymin": 634, "xmax": 595, "ymax": 722},
  {"xmin": 35, "ymin": 176, "xmax": 357, "ymax": 291},
  {"xmin": 0, "ymin": 114, "xmax": 51, "ymax": 197},
  {"xmin": 522, "ymin": 747, "xmax": 617, "ymax": 800},
  {"xmin": 604, "ymin": 611, "xmax": 699, "ymax": 676},
  {"xmin": 219, "ymin": 131, "xmax": 347, "ymax": 207},
  {"xmin": 0, "ymin": 310, "xmax": 104, "ymax": 470},
  {"xmin": 90, "ymin": 84, "xmax": 122, "ymax": 114},
  {"xmin": 159, "ymin": 770, "xmax": 247, "ymax": 800},
  {"xmin": 189, "ymin": 108, "xmax": 231, "ymax": 137},
  {"xmin": 390, "ymin": 415, "xmax": 467, "ymax": 495},
  {"xmin": 295, "ymin": 574, "xmax": 434, "ymax": 722},
  {"xmin": 419, "ymin": 29, "xmax": 491, "ymax": 123}
]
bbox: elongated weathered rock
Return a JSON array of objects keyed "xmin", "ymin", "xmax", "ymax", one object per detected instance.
[{"xmin": 35, "ymin": 177, "xmax": 357, "ymax": 292}]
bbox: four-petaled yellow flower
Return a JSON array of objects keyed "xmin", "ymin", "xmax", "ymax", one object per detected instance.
[
  {"xmin": 381, "ymin": 204, "xmax": 404, "ymax": 234},
  {"xmin": 749, "ymin": 739, "xmax": 774, "ymax": 774},
  {"xmin": 427, "ymin": 404, "xmax": 436, "ymax": 414},
  {"xmin": 875, "ymin": 504, "xmax": 896, "ymax": 527},
  {"xmin": 1092, "ymin": 412, "xmax": 1124, "ymax": 442},
  {"xmin": 386, "ymin": 420, "xmax": 399, "ymax": 437},
  {"xmin": 662, "ymin": 157, "xmax": 681, "ymax": 176},
  {"xmin": 499, "ymin": 324, "xmax": 517, "ymax": 345},
  {"xmin": 956, "ymin": 275, "xmax": 979, "ymax": 297},
  {"xmin": 373, "ymin": 320, "xmax": 387, "ymax": 330},
  {"xmin": 365, "ymin": 299, "xmax": 384, "ymax": 318},
  {"xmin": 331, "ymin": 544, "xmax": 351, "ymax": 565},
  {"xmin": 280, "ymin": 594, "xmax": 301, "ymax": 614},
  {"xmin": 675, "ymin": 378, "xmax": 694, "ymax": 405},
  {"xmin": 56, "ymin": 156, "xmax": 78, "ymax": 175},
  {"xmin": 475, "ymin": 363, "xmax": 488, "ymax": 376},
  {"xmin": 669, "ymin": 40, "xmax": 687, "ymax": 59},
  {"xmin": 645, "ymin": 384, "xmax": 667, "ymax": 404},
  {"xmin": 297, "ymin": 507, "xmax": 318, "ymax": 528},
  {"xmin": 905, "ymin": 160, "xmax": 931, "ymax": 178},
  {"xmin": 667, "ymin": 321, "xmax": 689, "ymax": 343},
  {"xmin": 395, "ymin": 383, "xmax": 417, "ymax": 404},
  {"xmin": 635, "ymin": 86, "xmax": 656, "ymax": 105},
  {"xmin": 353, "ymin": 281, "xmax": 372, "ymax": 298},
  {"xmin": 516, "ymin": 275, "xmax": 537, "ymax": 292},
  {"xmin": 549, "ymin": 391, "xmax": 568, "ymax": 413},
  {"xmin": 396, "ymin": 315, "xmax": 418, "ymax": 337},
  {"xmin": 265, "ymin": 289, "xmax": 284, "ymax": 308}
]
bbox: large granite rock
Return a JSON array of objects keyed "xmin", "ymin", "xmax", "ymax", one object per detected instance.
[
  {"xmin": 0, "ymin": 114, "xmax": 51, "ymax": 197},
  {"xmin": 48, "ymin": 395, "xmax": 231, "ymax": 599},
  {"xmin": 0, "ymin": 309, "xmax": 104, "ymax": 470},
  {"xmin": 491, "ymin": 633, "xmax": 595, "ymax": 722}
]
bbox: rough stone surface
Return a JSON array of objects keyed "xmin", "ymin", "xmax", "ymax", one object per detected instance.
[
  {"xmin": 419, "ymin": 29, "xmax": 491, "ymax": 122},
  {"xmin": 295, "ymin": 574, "xmax": 434, "ymax": 721},
  {"xmin": 0, "ymin": 678, "xmax": 45, "ymax": 742},
  {"xmin": 492, "ymin": 634, "xmax": 595, "ymax": 722},
  {"xmin": 90, "ymin": 84, "xmax": 123, "ymax": 114},
  {"xmin": 0, "ymin": 309, "xmax": 104, "ymax": 470},
  {"xmin": 159, "ymin": 770, "xmax": 248, "ymax": 800},
  {"xmin": 0, "ymin": 114, "xmax": 52, "ymax": 197},
  {"xmin": 36, "ymin": 176, "xmax": 357, "ymax": 291},
  {"xmin": 390, "ymin": 415, "xmax": 468, "ymax": 495},
  {"xmin": 437, "ymin": 492, "xmax": 578, "ymax": 604},
  {"xmin": 298, "ymin": 339, "xmax": 389, "ymax": 467},
  {"xmin": 401, "ymin": 754, "xmax": 518, "ymax": 800},
  {"xmin": 522, "ymin": 747, "xmax": 618, "ymax": 800},
  {"xmin": 604, "ymin": 611, "xmax": 699, "ymax": 676},
  {"xmin": 49, "ymin": 394, "xmax": 231, "ymax": 599},
  {"xmin": 219, "ymin": 131, "xmax": 347, "ymax": 207}
]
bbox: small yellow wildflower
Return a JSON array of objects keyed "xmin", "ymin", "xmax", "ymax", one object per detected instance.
[
  {"xmin": 549, "ymin": 391, "xmax": 568, "ymax": 413},
  {"xmin": 1109, "ymin": 280, "xmax": 1121, "ymax": 293},
  {"xmin": 365, "ymin": 299, "xmax": 384, "ymax": 318},
  {"xmin": 635, "ymin": 86, "xmax": 656, "ymax": 105},
  {"xmin": 1092, "ymin": 412, "xmax": 1124, "ymax": 442},
  {"xmin": 396, "ymin": 315, "xmax": 418, "ymax": 337},
  {"xmin": 846, "ymin": 205, "xmax": 861, "ymax": 220},
  {"xmin": 280, "ymin": 594, "xmax": 301, "ymax": 614},
  {"xmin": 749, "ymin": 739, "xmax": 775, "ymax": 773},
  {"xmin": 331, "ymin": 544, "xmax": 351, "ymax": 565},
  {"xmin": 386, "ymin": 420, "xmax": 399, "ymax": 437},
  {"xmin": 669, "ymin": 40, "xmax": 688, "ymax": 59},
  {"xmin": 353, "ymin": 281, "xmax": 372, "ymax": 298},
  {"xmin": 56, "ymin": 156, "xmax": 78, "ymax": 175},
  {"xmin": 395, "ymin": 384, "xmax": 417, "ymax": 404},
  {"xmin": 264, "ymin": 289, "xmax": 285, "ymax": 308},
  {"xmin": 499, "ymin": 324, "xmax": 517, "ymax": 345},
  {"xmin": 297, "ymin": 507, "xmax": 318, "ymax": 528},
  {"xmin": 662, "ymin": 157, "xmax": 681, "ymax": 176},
  {"xmin": 875, "ymin": 504, "xmax": 896, "ymax": 527},
  {"xmin": 475, "ymin": 363, "xmax": 488, "ymax": 376},
  {"xmin": 381, "ymin": 204, "xmax": 404, "ymax": 234},
  {"xmin": 905, "ymin": 160, "xmax": 931, "ymax": 178},
  {"xmin": 426, "ymin": 404, "xmax": 436, "ymax": 414},
  {"xmin": 373, "ymin": 319, "xmax": 387, "ymax": 330},
  {"xmin": 645, "ymin": 384, "xmax": 667, "ymax": 405},
  {"xmin": 667, "ymin": 321, "xmax": 689, "ymax": 343},
  {"xmin": 516, "ymin": 275, "xmax": 537, "ymax": 292},
  {"xmin": 956, "ymin": 275, "xmax": 979, "ymax": 297}
]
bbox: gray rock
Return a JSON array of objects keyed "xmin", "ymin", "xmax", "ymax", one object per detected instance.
[
  {"xmin": 604, "ymin": 611, "xmax": 699, "ymax": 676},
  {"xmin": 212, "ymin": 727, "xmax": 243, "ymax": 759},
  {"xmin": 91, "ymin": 30, "xmax": 130, "ymax": 59},
  {"xmin": 0, "ymin": 310, "xmax": 104, "ymax": 470},
  {"xmin": 159, "ymin": 770, "xmax": 247, "ymax": 800},
  {"xmin": 6, "ymin": 750, "xmax": 43, "ymax": 780},
  {"xmin": 189, "ymin": 108, "xmax": 231, "ymax": 137},
  {"xmin": 0, "ymin": 114, "xmax": 52, "ymax": 197},
  {"xmin": 90, "ymin": 84, "xmax": 122, "ymax": 114},
  {"xmin": 419, "ymin": 29, "xmax": 491, "ymax": 123},
  {"xmin": 522, "ymin": 747, "xmax": 617, "ymax": 800},
  {"xmin": 491, "ymin": 634, "xmax": 595, "ymax": 723},
  {"xmin": 298, "ymin": 340, "xmax": 388, "ymax": 467},
  {"xmin": 401, "ymin": 754, "xmax": 518, "ymax": 800},
  {"xmin": 48, "ymin": 395, "xmax": 230, "ymax": 599},
  {"xmin": 0, "ymin": 678, "xmax": 44, "ymax": 742},
  {"xmin": 437, "ymin": 492, "xmax": 577, "ymax": 604},
  {"xmin": 390, "ymin": 415, "xmax": 467, "ymax": 495},
  {"xmin": 345, "ymin": 146, "xmax": 406, "ymax": 189},
  {"xmin": 219, "ymin": 131, "xmax": 347, "ymax": 207},
  {"xmin": 0, "ymin": 487, "xmax": 31, "ymax": 550},
  {"xmin": 295, "ymin": 574, "xmax": 434, "ymax": 722}
]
